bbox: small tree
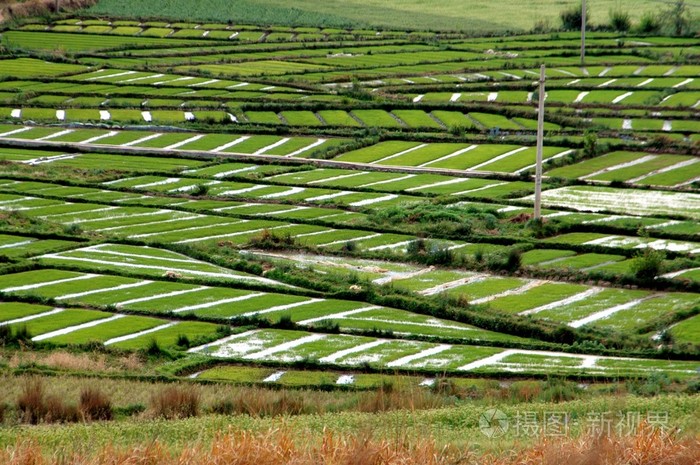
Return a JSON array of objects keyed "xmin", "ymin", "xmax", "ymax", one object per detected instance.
[
  {"xmin": 631, "ymin": 249, "xmax": 665, "ymax": 281},
  {"xmin": 662, "ymin": 0, "xmax": 692, "ymax": 36}
]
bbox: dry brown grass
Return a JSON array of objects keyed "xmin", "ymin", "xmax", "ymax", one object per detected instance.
[
  {"xmin": 78, "ymin": 387, "xmax": 112, "ymax": 422},
  {"xmin": 16, "ymin": 378, "xmax": 78, "ymax": 424},
  {"xmin": 8, "ymin": 350, "xmax": 143, "ymax": 373},
  {"xmin": 1, "ymin": 425, "xmax": 698, "ymax": 465},
  {"xmin": 149, "ymin": 386, "xmax": 201, "ymax": 419}
]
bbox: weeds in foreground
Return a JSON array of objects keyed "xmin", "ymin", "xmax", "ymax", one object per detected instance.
[{"xmin": 1, "ymin": 424, "xmax": 698, "ymax": 465}]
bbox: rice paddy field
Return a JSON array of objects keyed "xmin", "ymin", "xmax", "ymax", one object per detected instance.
[{"xmin": 0, "ymin": 5, "xmax": 698, "ymax": 462}]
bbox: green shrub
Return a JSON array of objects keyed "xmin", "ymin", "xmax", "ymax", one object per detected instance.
[
  {"xmin": 638, "ymin": 11, "xmax": 662, "ymax": 33},
  {"xmin": 631, "ymin": 249, "xmax": 665, "ymax": 281},
  {"xmin": 560, "ymin": 2, "xmax": 589, "ymax": 30},
  {"xmin": 609, "ymin": 7, "xmax": 631, "ymax": 31}
]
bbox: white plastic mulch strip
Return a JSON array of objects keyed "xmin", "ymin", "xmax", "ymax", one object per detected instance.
[
  {"xmin": 487, "ymin": 92, "xmax": 498, "ymax": 102},
  {"xmin": 238, "ymin": 299, "xmax": 322, "ymax": 318},
  {"xmin": 32, "ymin": 314, "xmax": 126, "ymax": 342},
  {"xmin": 628, "ymin": 158, "xmax": 699, "ymax": 184},
  {"xmin": 318, "ymin": 339, "xmax": 387, "ymax": 363},
  {"xmin": 115, "ymin": 286, "xmax": 209, "ymax": 307},
  {"xmin": 94, "ymin": 215, "xmax": 202, "ymax": 232},
  {"xmin": 366, "ymin": 240, "xmax": 414, "ymax": 252},
  {"xmin": 348, "ymin": 194, "xmax": 398, "ymax": 207},
  {"xmin": 418, "ymin": 145, "xmax": 477, "ymax": 167},
  {"xmin": 0, "ymin": 126, "xmax": 32, "ymax": 137},
  {"xmin": 218, "ymin": 185, "xmax": 268, "ymax": 196},
  {"xmin": 580, "ymin": 155, "xmax": 658, "ymax": 180},
  {"xmin": 304, "ymin": 191, "xmax": 351, "ymax": 202},
  {"xmin": 104, "ymin": 322, "xmax": 178, "ymax": 345},
  {"xmin": 85, "ymin": 70, "xmax": 136, "ymax": 81},
  {"xmin": 1, "ymin": 274, "xmax": 97, "ymax": 293},
  {"xmin": 467, "ymin": 147, "xmax": 528, "ymax": 171},
  {"xmin": 0, "ymin": 308, "xmax": 64, "ymax": 326},
  {"xmin": 173, "ymin": 224, "xmax": 296, "ymax": 245},
  {"xmin": 450, "ymin": 182, "xmax": 507, "ymax": 196},
  {"xmin": 673, "ymin": 78, "xmax": 693, "ymax": 88},
  {"xmin": 132, "ymin": 177, "xmax": 181, "ymax": 189},
  {"xmin": 519, "ymin": 287, "xmax": 604, "ymax": 316},
  {"xmin": 170, "ymin": 293, "xmax": 266, "ymax": 314},
  {"xmin": 164, "ymin": 135, "xmax": 204, "ymax": 150},
  {"xmin": 412, "ymin": 95, "xmax": 424, "ymax": 102},
  {"xmin": 336, "ymin": 375, "xmax": 354, "ymax": 385},
  {"xmin": 611, "ymin": 92, "xmax": 633, "ymax": 104},
  {"xmin": 297, "ymin": 305, "xmax": 379, "ymax": 325},
  {"xmin": 79, "ymin": 131, "xmax": 119, "ymax": 144},
  {"xmin": 37, "ymin": 129, "xmax": 74, "ymax": 141},
  {"xmin": 316, "ymin": 233, "xmax": 381, "ymax": 248},
  {"xmin": 263, "ymin": 371, "xmax": 286, "ymax": 382},
  {"xmin": 285, "ymin": 138, "xmax": 327, "ymax": 157},
  {"xmin": 360, "ymin": 174, "xmax": 415, "ymax": 188},
  {"xmin": 141, "ymin": 111, "xmax": 153, "ymax": 122},
  {"xmin": 449, "ymin": 93, "xmax": 461, "ymax": 102},
  {"xmin": 54, "ymin": 280, "xmax": 153, "ymax": 301},
  {"xmin": 243, "ymin": 334, "xmax": 326, "ymax": 360},
  {"xmin": 307, "ymin": 171, "xmax": 366, "ymax": 185},
  {"xmin": 122, "ymin": 133, "xmax": 161, "ymax": 146},
  {"xmin": 210, "ymin": 136, "xmax": 251, "ymax": 153},
  {"xmin": 0, "ymin": 239, "xmax": 33, "ymax": 249},
  {"xmin": 259, "ymin": 186, "xmax": 306, "ymax": 199},
  {"xmin": 662, "ymin": 267, "xmax": 699, "ymax": 279},
  {"xmin": 636, "ymin": 78, "xmax": 654, "ymax": 87},
  {"xmin": 515, "ymin": 149, "xmax": 574, "ymax": 173},
  {"xmin": 253, "ymin": 138, "xmax": 290, "ymax": 155},
  {"xmin": 470, "ymin": 280, "xmax": 546, "ymax": 305},
  {"xmin": 419, "ymin": 274, "xmax": 487, "ymax": 296},
  {"xmin": 386, "ymin": 344, "xmax": 452, "ymax": 368},
  {"xmin": 187, "ymin": 329, "xmax": 260, "ymax": 353},
  {"xmin": 120, "ymin": 73, "xmax": 164, "ymax": 83},
  {"xmin": 405, "ymin": 177, "xmax": 468, "ymax": 192},
  {"xmin": 568, "ymin": 296, "xmax": 658, "ymax": 328},
  {"xmin": 370, "ymin": 143, "xmax": 427, "ymax": 164},
  {"xmin": 573, "ymin": 91, "xmax": 589, "ymax": 103},
  {"xmin": 189, "ymin": 79, "xmax": 220, "ymax": 87}
]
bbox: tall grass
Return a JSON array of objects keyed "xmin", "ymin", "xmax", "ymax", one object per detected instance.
[{"xmin": 2, "ymin": 424, "xmax": 698, "ymax": 465}]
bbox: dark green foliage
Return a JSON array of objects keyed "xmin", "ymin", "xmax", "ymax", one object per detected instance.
[
  {"xmin": 274, "ymin": 314, "xmax": 296, "ymax": 329},
  {"xmin": 631, "ymin": 249, "xmax": 665, "ymax": 281},
  {"xmin": 247, "ymin": 229, "xmax": 299, "ymax": 250},
  {"xmin": 176, "ymin": 334, "xmax": 191, "ymax": 348},
  {"xmin": 191, "ymin": 184, "xmax": 210, "ymax": 196},
  {"xmin": 368, "ymin": 203, "xmax": 474, "ymax": 238},
  {"xmin": 638, "ymin": 11, "xmax": 662, "ymax": 33},
  {"xmin": 609, "ymin": 6, "xmax": 631, "ymax": 32},
  {"xmin": 560, "ymin": 2, "xmax": 588, "ymax": 30}
]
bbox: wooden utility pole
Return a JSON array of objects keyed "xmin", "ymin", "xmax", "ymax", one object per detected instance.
[
  {"xmin": 534, "ymin": 64, "xmax": 546, "ymax": 220},
  {"xmin": 580, "ymin": 0, "xmax": 586, "ymax": 66}
]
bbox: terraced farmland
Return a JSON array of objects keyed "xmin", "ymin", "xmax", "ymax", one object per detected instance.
[{"xmin": 0, "ymin": 14, "xmax": 697, "ymax": 406}]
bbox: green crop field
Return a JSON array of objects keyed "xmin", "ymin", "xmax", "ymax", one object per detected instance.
[{"xmin": 0, "ymin": 4, "xmax": 698, "ymax": 463}]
